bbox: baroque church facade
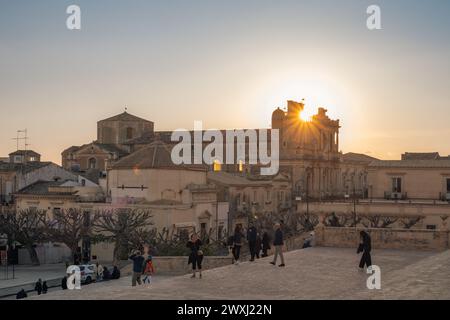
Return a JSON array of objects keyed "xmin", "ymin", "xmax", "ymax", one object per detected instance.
[{"xmin": 61, "ymin": 101, "xmax": 370, "ymax": 199}]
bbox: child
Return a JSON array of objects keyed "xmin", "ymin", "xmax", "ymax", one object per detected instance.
[{"xmin": 142, "ymin": 257, "xmax": 155, "ymax": 284}]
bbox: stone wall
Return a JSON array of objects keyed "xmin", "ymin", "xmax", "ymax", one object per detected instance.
[
  {"xmin": 315, "ymin": 225, "xmax": 450, "ymax": 251},
  {"xmin": 121, "ymin": 256, "xmax": 233, "ymax": 276}
]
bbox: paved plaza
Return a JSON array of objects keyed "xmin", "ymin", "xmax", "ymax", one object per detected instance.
[{"xmin": 29, "ymin": 247, "xmax": 450, "ymax": 300}]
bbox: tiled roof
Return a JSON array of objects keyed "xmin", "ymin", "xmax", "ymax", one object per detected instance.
[
  {"xmin": 9, "ymin": 150, "xmax": 40, "ymax": 157},
  {"xmin": 15, "ymin": 180, "xmax": 77, "ymax": 196},
  {"xmin": 0, "ymin": 162, "xmax": 52, "ymax": 174},
  {"xmin": 343, "ymin": 152, "xmax": 379, "ymax": 163},
  {"xmin": 111, "ymin": 141, "xmax": 207, "ymax": 171},
  {"xmin": 99, "ymin": 112, "xmax": 153, "ymax": 123},
  {"xmin": 369, "ymin": 160, "xmax": 450, "ymax": 169},
  {"xmin": 207, "ymin": 171, "xmax": 272, "ymax": 187},
  {"xmin": 401, "ymin": 152, "xmax": 441, "ymax": 160}
]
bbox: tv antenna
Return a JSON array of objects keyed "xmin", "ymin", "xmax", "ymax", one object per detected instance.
[{"xmin": 12, "ymin": 129, "xmax": 29, "ymax": 151}]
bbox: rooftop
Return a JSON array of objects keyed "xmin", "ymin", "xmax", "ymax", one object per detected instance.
[
  {"xmin": 98, "ymin": 111, "xmax": 153, "ymax": 123},
  {"xmin": 111, "ymin": 141, "xmax": 207, "ymax": 171},
  {"xmin": 0, "ymin": 161, "xmax": 52, "ymax": 174},
  {"xmin": 8, "ymin": 150, "xmax": 40, "ymax": 157},
  {"xmin": 369, "ymin": 159, "xmax": 450, "ymax": 169}
]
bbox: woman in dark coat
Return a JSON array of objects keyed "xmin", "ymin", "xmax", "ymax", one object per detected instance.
[
  {"xmin": 357, "ymin": 230, "xmax": 372, "ymax": 269},
  {"xmin": 232, "ymin": 225, "xmax": 245, "ymax": 264},
  {"xmin": 261, "ymin": 232, "xmax": 271, "ymax": 257},
  {"xmin": 187, "ymin": 233, "xmax": 204, "ymax": 278}
]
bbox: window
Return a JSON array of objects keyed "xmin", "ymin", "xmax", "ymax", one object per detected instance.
[
  {"xmin": 392, "ymin": 177, "xmax": 402, "ymax": 193},
  {"xmin": 126, "ymin": 127, "xmax": 134, "ymax": 140},
  {"xmin": 447, "ymin": 179, "xmax": 450, "ymax": 193},
  {"xmin": 29, "ymin": 156, "xmax": 36, "ymax": 162},
  {"xmin": 88, "ymin": 158, "xmax": 97, "ymax": 169},
  {"xmin": 238, "ymin": 160, "xmax": 244, "ymax": 172},
  {"xmin": 213, "ymin": 160, "xmax": 222, "ymax": 172}
]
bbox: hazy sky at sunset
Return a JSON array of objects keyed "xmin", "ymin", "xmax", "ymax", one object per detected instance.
[{"xmin": 1, "ymin": 0, "xmax": 450, "ymax": 164}]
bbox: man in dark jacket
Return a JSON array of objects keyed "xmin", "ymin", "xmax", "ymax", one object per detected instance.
[
  {"xmin": 129, "ymin": 250, "xmax": 145, "ymax": 286},
  {"xmin": 247, "ymin": 225, "xmax": 258, "ymax": 261},
  {"xmin": 357, "ymin": 231, "xmax": 372, "ymax": 269},
  {"xmin": 270, "ymin": 223, "xmax": 285, "ymax": 267}
]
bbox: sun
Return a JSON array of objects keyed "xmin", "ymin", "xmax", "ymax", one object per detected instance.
[{"xmin": 299, "ymin": 106, "xmax": 315, "ymax": 122}]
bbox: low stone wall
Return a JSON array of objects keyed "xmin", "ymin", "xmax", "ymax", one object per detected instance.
[
  {"xmin": 315, "ymin": 225, "xmax": 450, "ymax": 251},
  {"xmin": 122, "ymin": 255, "xmax": 233, "ymax": 276}
]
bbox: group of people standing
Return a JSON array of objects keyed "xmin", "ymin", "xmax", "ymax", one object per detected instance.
[
  {"xmin": 129, "ymin": 244, "xmax": 155, "ymax": 287},
  {"xmin": 229, "ymin": 223, "xmax": 285, "ymax": 267}
]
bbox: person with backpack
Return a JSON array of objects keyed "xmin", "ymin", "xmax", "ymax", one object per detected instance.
[{"xmin": 142, "ymin": 257, "xmax": 155, "ymax": 284}]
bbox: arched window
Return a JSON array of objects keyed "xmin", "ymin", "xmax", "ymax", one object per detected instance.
[
  {"xmin": 88, "ymin": 158, "xmax": 97, "ymax": 169},
  {"xmin": 126, "ymin": 127, "xmax": 134, "ymax": 140}
]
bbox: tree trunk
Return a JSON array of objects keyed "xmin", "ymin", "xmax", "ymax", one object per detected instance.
[{"xmin": 26, "ymin": 245, "xmax": 40, "ymax": 266}]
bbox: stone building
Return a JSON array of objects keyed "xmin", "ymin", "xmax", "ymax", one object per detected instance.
[
  {"xmin": 0, "ymin": 161, "xmax": 78, "ymax": 204},
  {"xmin": 368, "ymin": 160, "xmax": 450, "ymax": 201},
  {"xmin": 62, "ymin": 111, "xmax": 153, "ymax": 173},
  {"xmin": 103, "ymin": 141, "xmax": 228, "ymax": 248},
  {"xmin": 9, "ymin": 150, "xmax": 41, "ymax": 163}
]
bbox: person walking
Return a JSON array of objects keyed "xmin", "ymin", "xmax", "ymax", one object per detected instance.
[
  {"xmin": 129, "ymin": 250, "xmax": 145, "ymax": 287},
  {"xmin": 270, "ymin": 223, "xmax": 285, "ymax": 267},
  {"xmin": 232, "ymin": 225, "xmax": 244, "ymax": 265},
  {"xmin": 35, "ymin": 278, "xmax": 43, "ymax": 295},
  {"xmin": 42, "ymin": 281, "xmax": 48, "ymax": 294},
  {"xmin": 261, "ymin": 231, "xmax": 271, "ymax": 257},
  {"xmin": 247, "ymin": 224, "xmax": 258, "ymax": 261},
  {"xmin": 357, "ymin": 230, "xmax": 372, "ymax": 270},
  {"xmin": 187, "ymin": 233, "xmax": 204, "ymax": 278}
]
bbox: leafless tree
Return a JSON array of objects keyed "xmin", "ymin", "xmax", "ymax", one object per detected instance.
[
  {"xmin": 360, "ymin": 214, "xmax": 398, "ymax": 228},
  {"xmin": 45, "ymin": 208, "xmax": 96, "ymax": 264},
  {"xmin": 0, "ymin": 209, "xmax": 48, "ymax": 266},
  {"xmin": 399, "ymin": 216, "xmax": 424, "ymax": 229},
  {"xmin": 93, "ymin": 208, "xmax": 153, "ymax": 264}
]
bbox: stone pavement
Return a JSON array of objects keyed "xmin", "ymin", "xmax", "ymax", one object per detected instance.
[
  {"xmin": 0, "ymin": 263, "xmax": 66, "ymax": 298},
  {"xmin": 30, "ymin": 247, "xmax": 450, "ymax": 300}
]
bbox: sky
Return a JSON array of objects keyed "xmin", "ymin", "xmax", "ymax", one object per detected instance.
[{"xmin": 1, "ymin": 0, "xmax": 450, "ymax": 164}]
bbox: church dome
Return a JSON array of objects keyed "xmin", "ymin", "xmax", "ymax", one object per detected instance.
[{"xmin": 272, "ymin": 107, "xmax": 285, "ymax": 121}]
